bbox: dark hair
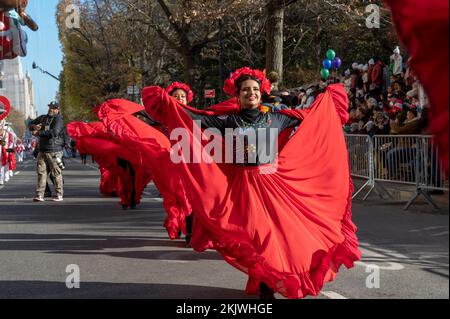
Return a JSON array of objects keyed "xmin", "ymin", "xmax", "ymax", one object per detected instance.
[
  {"xmin": 267, "ymin": 71, "xmax": 279, "ymax": 83},
  {"xmin": 408, "ymin": 108, "xmax": 418, "ymax": 117},
  {"xmin": 169, "ymin": 88, "xmax": 187, "ymax": 96},
  {"xmin": 235, "ymin": 75, "xmax": 261, "ymax": 94}
]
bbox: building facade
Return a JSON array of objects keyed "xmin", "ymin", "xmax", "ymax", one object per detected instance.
[{"xmin": 0, "ymin": 58, "xmax": 36, "ymax": 120}]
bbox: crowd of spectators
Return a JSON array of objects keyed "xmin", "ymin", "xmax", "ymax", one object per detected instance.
[{"xmin": 264, "ymin": 46, "xmax": 429, "ymax": 136}]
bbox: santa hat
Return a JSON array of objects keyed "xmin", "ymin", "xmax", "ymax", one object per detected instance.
[
  {"xmin": 368, "ymin": 59, "xmax": 375, "ymax": 65},
  {"xmin": 393, "ymin": 101, "xmax": 403, "ymax": 112},
  {"xmin": 393, "ymin": 46, "xmax": 400, "ymax": 54}
]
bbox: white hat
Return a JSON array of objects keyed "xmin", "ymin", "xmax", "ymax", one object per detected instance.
[
  {"xmin": 363, "ymin": 64, "xmax": 369, "ymax": 71},
  {"xmin": 364, "ymin": 121, "xmax": 375, "ymax": 131},
  {"xmin": 367, "ymin": 97, "xmax": 377, "ymax": 106},
  {"xmin": 352, "ymin": 62, "xmax": 359, "ymax": 70},
  {"xmin": 345, "ymin": 69, "xmax": 351, "ymax": 76},
  {"xmin": 393, "ymin": 46, "xmax": 400, "ymax": 54},
  {"xmin": 358, "ymin": 64, "xmax": 364, "ymax": 70},
  {"xmin": 369, "ymin": 59, "xmax": 375, "ymax": 65}
]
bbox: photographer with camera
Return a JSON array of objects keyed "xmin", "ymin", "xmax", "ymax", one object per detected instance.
[{"xmin": 28, "ymin": 102, "xmax": 65, "ymax": 202}]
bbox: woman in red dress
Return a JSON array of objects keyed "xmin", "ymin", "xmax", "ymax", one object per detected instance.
[
  {"xmin": 67, "ymin": 121, "xmax": 151, "ymax": 209},
  {"xmin": 96, "ymin": 97, "xmax": 192, "ymax": 242},
  {"xmin": 165, "ymin": 82, "xmax": 195, "ymax": 245},
  {"xmin": 142, "ymin": 67, "xmax": 361, "ymax": 299}
]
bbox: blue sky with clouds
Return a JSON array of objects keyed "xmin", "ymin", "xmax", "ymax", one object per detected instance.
[{"xmin": 22, "ymin": 0, "xmax": 63, "ymax": 115}]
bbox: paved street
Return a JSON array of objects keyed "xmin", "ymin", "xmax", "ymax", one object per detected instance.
[{"xmin": 0, "ymin": 158, "xmax": 448, "ymax": 299}]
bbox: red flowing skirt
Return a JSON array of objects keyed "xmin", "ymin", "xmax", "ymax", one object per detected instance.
[{"xmin": 67, "ymin": 122, "xmax": 151, "ymax": 207}]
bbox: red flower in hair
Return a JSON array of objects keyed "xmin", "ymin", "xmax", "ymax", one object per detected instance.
[
  {"xmin": 165, "ymin": 82, "xmax": 194, "ymax": 103},
  {"xmin": 223, "ymin": 67, "xmax": 272, "ymax": 97}
]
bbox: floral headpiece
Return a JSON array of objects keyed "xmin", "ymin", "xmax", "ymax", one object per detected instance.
[
  {"xmin": 165, "ymin": 82, "xmax": 194, "ymax": 103},
  {"xmin": 223, "ymin": 67, "xmax": 272, "ymax": 97}
]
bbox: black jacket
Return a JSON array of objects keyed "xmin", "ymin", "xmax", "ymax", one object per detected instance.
[
  {"xmin": 29, "ymin": 114, "xmax": 65, "ymax": 152},
  {"xmin": 186, "ymin": 108, "xmax": 300, "ymax": 166}
]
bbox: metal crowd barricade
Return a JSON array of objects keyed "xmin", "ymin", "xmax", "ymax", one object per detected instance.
[
  {"xmin": 405, "ymin": 135, "xmax": 449, "ymax": 209},
  {"xmin": 372, "ymin": 135, "xmax": 420, "ymax": 185},
  {"xmin": 345, "ymin": 134, "xmax": 374, "ymax": 199},
  {"xmin": 345, "ymin": 134, "xmax": 448, "ymax": 210}
]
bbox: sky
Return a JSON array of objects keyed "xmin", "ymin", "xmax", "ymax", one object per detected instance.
[{"xmin": 22, "ymin": 0, "xmax": 63, "ymax": 116}]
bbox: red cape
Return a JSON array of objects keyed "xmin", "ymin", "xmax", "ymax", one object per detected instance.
[{"xmin": 142, "ymin": 84, "xmax": 360, "ymax": 299}]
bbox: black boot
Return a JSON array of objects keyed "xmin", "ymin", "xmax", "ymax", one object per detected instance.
[
  {"xmin": 185, "ymin": 234, "xmax": 192, "ymax": 248},
  {"xmin": 259, "ymin": 283, "xmax": 275, "ymax": 300},
  {"xmin": 185, "ymin": 214, "xmax": 193, "ymax": 248}
]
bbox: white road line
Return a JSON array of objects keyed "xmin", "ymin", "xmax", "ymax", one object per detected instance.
[
  {"xmin": 320, "ymin": 291, "xmax": 348, "ymax": 299},
  {"xmin": 355, "ymin": 261, "xmax": 404, "ymax": 270},
  {"xmin": 431, "ymin": 230, "xmax": 449, "ymax": 237},
  {"xmin": 357, "ymin": 246, "xmax": 406, "ymax": 270},
  {"xmin": 86, "ymin": 164, "xmax": 98, "ymax": 170},
  {"xmin": 162, "ymin": 260, "xmax": 190, "ymax": 264},
  {"xmin": 14, "ymin": 171, "xmax": 21, "ymax": 175},
  {"xmin": 143, "ymin": 191, "xmax": 162, "ymax": 199},
  {"xmin": 424, "ymin": 226, "xmax": 446, "ymax": 231}
]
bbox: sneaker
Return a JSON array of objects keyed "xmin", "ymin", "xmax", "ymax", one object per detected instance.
[
  {"xmin": 52, "ymin": 196, "xmax": 64, "ymax": 202},
  {"xmin": 33, "ymin": 196, "xmax": 44, "ymax": 202}
]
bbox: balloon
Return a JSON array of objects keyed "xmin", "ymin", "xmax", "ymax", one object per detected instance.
[
  {"xmin": 322, "ymin": 59, "xmax": 332, "ymax": 70},
  {"xmin": 332, "ymin": 57, "xmax": 342, "ymax": 69},
  {"xmin": 326, "ymin": 49, "xmax": 336, "ymax": 61},
  {"xmin": 320, "ymin": 68, "xmax": 330, "ymax": 79}
]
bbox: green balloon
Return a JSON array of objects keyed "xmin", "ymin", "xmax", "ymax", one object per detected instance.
[
  {"xmin": 326, "ymin": 49, "xmax": 336, "ymax": 61},
  {"xmin": 321, "ymin": 68, "xmax": 330, "ymax": 79}
]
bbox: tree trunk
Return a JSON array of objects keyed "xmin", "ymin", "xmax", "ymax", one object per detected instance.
[
  {"xmin": 265, "ymin": 2, "xmax": 284, "ymax": 85},
  {"xmin": 183, "ymin": 53, "xmax": 195, "ymax": 87}
]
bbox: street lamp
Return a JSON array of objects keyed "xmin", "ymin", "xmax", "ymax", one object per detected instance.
[{"xmin": 32, "ymin": 62, "xmax": 60, "ymax": 82}]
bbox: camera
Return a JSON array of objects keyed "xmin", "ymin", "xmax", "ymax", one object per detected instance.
[{"xmin": 53, "ymin": 155, "xmax": 65, "ymax": 170}]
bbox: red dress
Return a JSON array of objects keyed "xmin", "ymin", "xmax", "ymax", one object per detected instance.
[
  {"xmin": 96, "ymin": 99, "xmax": 192, "ymax": 239},
  {"xmin": 142, "ymin": 84, "xmax": 361, "ymax": 298},
  {"xmin": 67, "ymin": 121, "xmax": 151, "ymax": 207}
]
